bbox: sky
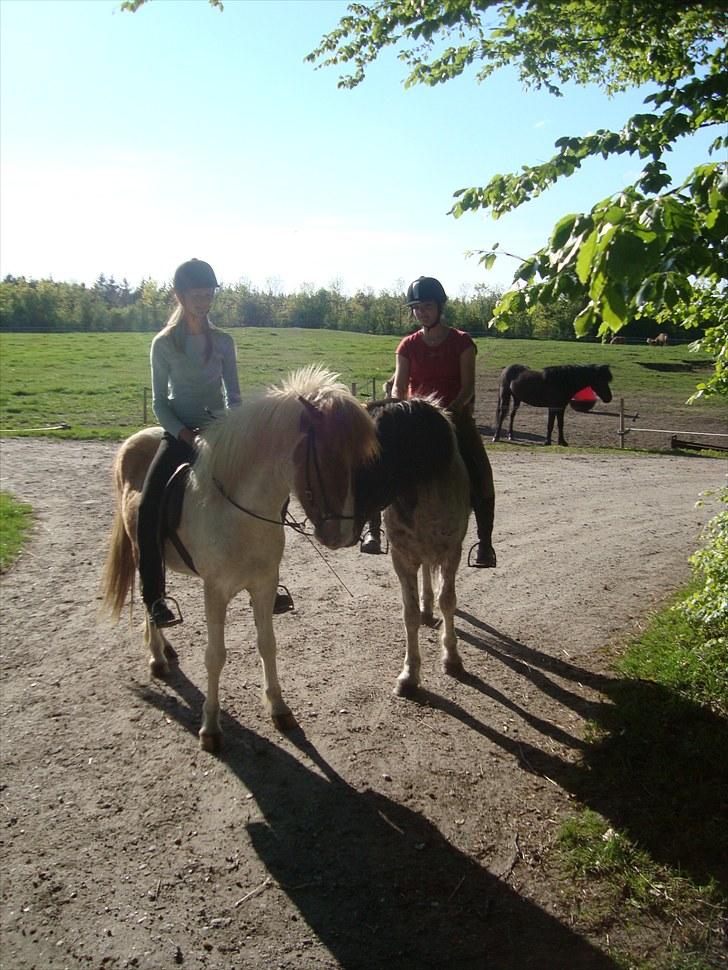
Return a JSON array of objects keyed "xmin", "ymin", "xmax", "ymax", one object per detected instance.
[{"xmin": 0, "ymin": 0, "xmax": 717, "ymax": 297}]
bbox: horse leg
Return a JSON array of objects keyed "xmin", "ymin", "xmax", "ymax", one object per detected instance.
[
  {"xmin": 391, "ymin": 549, "xmax": 422, "ymax": 697},
  {"xmin": 420, "ymin": 564, "xmax": 438, "ymax": 627},
  {"xmin": 199, "ymin": 584, "xmax": 229, "ymax": 752},
  {"xmin": 508, "ymin": 398, "xmax": 520, "ymax": 441},
  {"xmin": 438, "ymin": 556, "xmax": 463, "ymax": 677},
  {"xmin": 493, "ymin": 387, "xmax": 508, "ymax": 442},
  {"xmin": 250, "ymin": 584, "xmax": 296, "ymax": 732},
  {"xmin": 545, "ymin": 409, "xmax": 557, "ymax": 445},
  {"xmin": 145, "ymin": 616, "xmax": 170, "ymax": 678},
  {"xmin": 556, "ymin": 408, "xmax": 568, "ymax": 446}
]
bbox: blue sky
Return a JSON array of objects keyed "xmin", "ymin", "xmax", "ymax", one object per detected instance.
[{"xmin": 0, "ymin": 0, "xmax": 715, "ymax": 296}]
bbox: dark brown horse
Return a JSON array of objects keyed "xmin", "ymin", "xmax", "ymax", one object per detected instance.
[{"xmin": 493, "ymin": 363, "xmax": 613, "ymax": 446}]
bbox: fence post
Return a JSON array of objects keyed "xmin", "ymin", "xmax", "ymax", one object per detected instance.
[
  {"xmin": 372, "ymin": 377, "xmax": 376, "ymax": 399},
  {"xmin": 619, "ymin": 397, "xmax": 625, "ymax": 449},
  {"xmin": 143, "ymin": 387, "xmax": 149, "ymax": 424},
  {"xmin": 351, "ymin": 382, "xmax": 357, "ymax": 397}
]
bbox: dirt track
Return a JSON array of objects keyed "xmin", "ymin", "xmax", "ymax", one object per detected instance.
[{"xmin": 0, "ymin": 437, "xmax": 724, "ymax": 969}]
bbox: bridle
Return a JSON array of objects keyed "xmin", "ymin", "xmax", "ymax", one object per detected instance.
[{"xmin": 213, "ymin": 404, "xmax": 355, "ymax": 532}]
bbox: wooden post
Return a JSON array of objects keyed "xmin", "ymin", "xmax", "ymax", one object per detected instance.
[
  {"xmin": 372, "ymin": 377, "xmax": 376, "ymax": 400},
  {"xmin": 351, "ymin": 381, "xmax": 357, "ymax": 397},
  {"xmin": 619, "ymin": 397, "xmax": 625, "ymax": 449}
]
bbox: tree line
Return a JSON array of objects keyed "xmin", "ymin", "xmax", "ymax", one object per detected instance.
[{"xmin": 0, "ymin": 274, "xmax": 689, "ymax": 343}]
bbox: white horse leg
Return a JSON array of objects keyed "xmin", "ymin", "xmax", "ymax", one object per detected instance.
[
  {"xmin": 391, "ymin": 550, "xmax": 422, "ymax": 697},
  {"xmin": 145, "ymin": 616, "xmax": 169, "ymax": 678},
  {"xmin": 420, "ymin": 564, "xmax": 437, "ymax": 627},
  {"xmin": 438, "ymin": 557, "xmax": 463, "ymax": 677},
  {"xmin": 250, "ymin": 586, "xmax": 296, "ymax": 732},
  {"xmin": 199, "ymin": 584, "xmax": 228, "ymax": 752}
]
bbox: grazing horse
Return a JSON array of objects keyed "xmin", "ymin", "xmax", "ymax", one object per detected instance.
[
  {"xmin": 647, "ymin": 333, "xmax": 669, "ymax": 346},
  {"xmin": 102, "ymin": 366, "xmax": 378, "ymax": 751},
  {"xmin": 494, "ymin": 363, "xmax": 613, "ymax": 446},
  {"xmin": 355, "ymin": 398, "xmax": 471, "ymax": 697}
]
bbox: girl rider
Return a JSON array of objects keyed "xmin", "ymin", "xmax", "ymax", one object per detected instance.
[
  {"xmin": 138, "ymin": 259, "xmax": 294, "ymax": 628},
  {"xmin": 361, "ymin": 276, "xmax": 497, "ymax": 568}
]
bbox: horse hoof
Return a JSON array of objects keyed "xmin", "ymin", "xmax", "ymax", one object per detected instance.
[
  {"xmin": 420, "ymin": 612, "xmax": 439, "ymax": 628},
  {"xmin": 199, "ymin": 730, "xmax": 221, "ymax": 753},
  {"xmin": 393, "ymin": 679, "xmax": 418, "ymax": 699},
  {"xmin": 273, "ymin": 710, "xmax": 298, "ymax": 732},
  {"xmin": 149, "ymin": 659, "xmax": 170, "ymax": 678},
  {"xmin": 443, "ymin": 657, "xmax": 465, "ymax": 678}
]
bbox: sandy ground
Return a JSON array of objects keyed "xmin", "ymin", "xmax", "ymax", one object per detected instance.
[{"xmin": 0, "ymin": 436, "xmax": 725, "ymax": 970}]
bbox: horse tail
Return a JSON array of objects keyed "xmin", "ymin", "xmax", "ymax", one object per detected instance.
[{"xmin": 101, "ymin": 493, "xmax": 136, "ymax": 621}]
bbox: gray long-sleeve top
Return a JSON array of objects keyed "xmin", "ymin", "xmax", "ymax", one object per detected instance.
[{"xmin": 150, "ymin": 325, "xmax": 242, "ymax": 438}]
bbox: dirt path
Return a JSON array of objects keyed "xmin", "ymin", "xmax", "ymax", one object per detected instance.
[{"xmin": 0, "ymin": 438, "xmax": 723, "ymax": 970}]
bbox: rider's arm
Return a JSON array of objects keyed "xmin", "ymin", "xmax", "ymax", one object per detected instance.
[
  {"xmin": 449, "ymin": 345, "xmax": 476, "ymax": 412},
  {"xmin": 392, "ymin": 354, "xmax": 410, "ymax": 400}
]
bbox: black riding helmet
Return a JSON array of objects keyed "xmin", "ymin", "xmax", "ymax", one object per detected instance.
[
  {"xmin": 405, "ymin": 276, "xmax": 448, "ymax": 307},
  {"xmin": 173, "ymin": 258, "xmax": 219, "ymax": 292}
]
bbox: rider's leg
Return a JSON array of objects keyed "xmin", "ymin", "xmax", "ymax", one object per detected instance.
[
  {"xmin": 137, "ymin": 433, "xmax": 195, "ymax": 626},
  {"xmin": 451, "ymin": 408, "xmax": 497, "ymax": 568}
]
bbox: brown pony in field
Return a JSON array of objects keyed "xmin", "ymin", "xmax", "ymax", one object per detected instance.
[
  {"xmin": 355, "ymin": 398, "xmax": 471, "ymax": 696},
  {"xmin": 493, "ymin": 363, "xmax": 613, "ymax": 446}
]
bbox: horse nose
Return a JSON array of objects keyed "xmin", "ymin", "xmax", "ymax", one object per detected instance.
[{"xmin": 315, "ymin": 519, "xmax": 356, "ymax": 550}]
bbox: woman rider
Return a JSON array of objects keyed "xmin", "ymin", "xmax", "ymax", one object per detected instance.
[
  {"xmin": 138, "ymin": 258, "xmax": 293, "ymax": 627},
  {"xmin": 361, "ymin": 275, "xmax": 497, "ymax": 568}
]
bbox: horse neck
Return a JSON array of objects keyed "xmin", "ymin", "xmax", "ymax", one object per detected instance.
[{"xmin": 195, "ymin": 397, "xmax": 299, "ymax": 511}]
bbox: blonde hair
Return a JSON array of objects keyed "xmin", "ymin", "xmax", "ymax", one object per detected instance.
[{"xmin": 160, "ymin": 291, "xmax": 213, "ymax": 361}]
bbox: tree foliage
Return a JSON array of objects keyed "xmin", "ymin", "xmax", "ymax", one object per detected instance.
[{"xmin": 308, "ymin": 0, "xmax": 728, "ymax": 396}]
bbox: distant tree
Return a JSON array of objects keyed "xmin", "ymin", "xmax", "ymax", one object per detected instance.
[{"xmin": 308, "ymin": 0, "xmax": 727, "ymax": 397}]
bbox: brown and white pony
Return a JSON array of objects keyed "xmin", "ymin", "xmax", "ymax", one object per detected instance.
[
  {"xmin": 102, "ymin": 366, "xmax": 378, "ymax": 751},
  {"xmin": 355, "ymin": 398, "xmax": 471, "ymax": 696}
]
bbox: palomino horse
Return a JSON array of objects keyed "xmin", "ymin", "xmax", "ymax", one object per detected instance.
[
  {"xmin": 102, "ymin": 366, "xmax": 378, "ymax": 751},
  {"xmin": 355, "ymin": 398, "xmax": 471, "ymax": 696},
  {"xmin": 493, "ymin": 363, "xmax": 613, "ymax": 446}
]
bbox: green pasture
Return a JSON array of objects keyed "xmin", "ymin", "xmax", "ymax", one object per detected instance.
[{"xmin": 0, "ymin": 329, "xmax": 722, "ymax": 439}]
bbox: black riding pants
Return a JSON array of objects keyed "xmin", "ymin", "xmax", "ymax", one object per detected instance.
[
  {"xmin": 450, "ymin": 408, "xmax": 496, "ymax": 546},
  {"xmin": 137, "ymin": 433, "xmax": 195, "ymax": 608}
]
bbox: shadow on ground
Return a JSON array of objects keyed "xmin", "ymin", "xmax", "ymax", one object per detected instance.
[
  {"xmin": 137, "ymin": 668, "xmax": 618, "ymax": 970},
  {"xmin": 455, "ymin": 610, "xmax": 728, "ymax": 893}
]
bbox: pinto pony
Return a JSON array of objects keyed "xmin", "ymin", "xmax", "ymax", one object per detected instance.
[
  {"xmin": 102, "ymin": 366, "xmax": 378, "ymax": 751},
  {"xmin": 356, "ymin": 398, "xmax": 471, "ymax": 696},
  {"xmin": 493, "ymin": 363, "xmax": 613, "ymax": 446}
]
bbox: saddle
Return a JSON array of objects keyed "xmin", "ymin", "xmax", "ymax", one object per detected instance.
[{"xmin": 160, "ymin": 463, "xmax": 197, "ymax": 574}]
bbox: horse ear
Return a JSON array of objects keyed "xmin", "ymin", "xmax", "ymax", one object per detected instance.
[{"xmin": 298, "ymin": 395, "xmax": 324, "ymax": 430}]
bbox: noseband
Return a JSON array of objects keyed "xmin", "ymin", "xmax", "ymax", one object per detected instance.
[{"xmin": 301, "ymin": 423, "xmax": 355, "ymax": 527}]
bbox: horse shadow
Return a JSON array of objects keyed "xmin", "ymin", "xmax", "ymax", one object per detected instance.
[
  {"xmin": 135, "ymin": 669, "xmax": 618, "ymax": 970},
  {"xmin": 454, "ymin": 610, "xmax": 728, "ymax": 893},
  {"xmin": 476, "ymin": 422, "xmax": 544, "ymax": 445}
]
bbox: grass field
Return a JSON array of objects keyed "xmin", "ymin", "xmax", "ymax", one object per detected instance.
[{"xmin": 0, "ymin": 329, "xmax": 722, "ymax": 440}]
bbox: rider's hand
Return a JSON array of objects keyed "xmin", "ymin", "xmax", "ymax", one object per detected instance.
[{"xmin": 178, "ymin": 427, "xmax": 197, "ymax": 448}]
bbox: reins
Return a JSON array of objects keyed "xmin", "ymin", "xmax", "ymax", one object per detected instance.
[{"xmin": 210, "ymin": 410, "xmax": 358, "ymax": 597}]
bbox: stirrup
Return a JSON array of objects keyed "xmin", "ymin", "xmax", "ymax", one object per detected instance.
[
  {"xmin": 149, "ymin": 596, "xmax": 183, "ymax": 628},
  {"xmin": 467, "ymin": 542, "xmax": 497, "ymax": 569},
  {"xmin": 273, "ymin": 585, "xmax": 295, "ymax": 614},
  {"xmin": 360, "ymin": 531, "xmax": 388, "ymax": 555}
]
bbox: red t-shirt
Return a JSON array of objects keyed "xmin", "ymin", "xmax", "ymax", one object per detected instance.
[{"xmin": 396, "ymin": 328, "xmax": 476, "ymax": 408}]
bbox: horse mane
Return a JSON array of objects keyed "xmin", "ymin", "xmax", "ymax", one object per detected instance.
[
  {"xmin": 357, "ymin": 397, "xmax": 456, "ymax": 514},
  {"xmin": 195, "ymin": 365, "xmax": 378, "ymax": 494},
  {"xmin": 542, "ymin": 363, "xmax": 612, "ymax": 381}
]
